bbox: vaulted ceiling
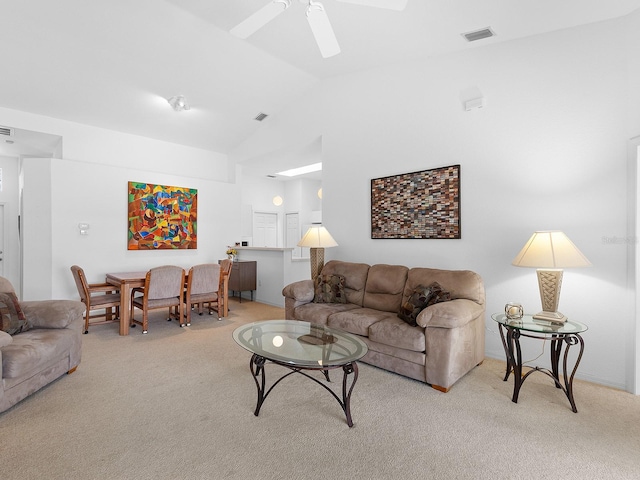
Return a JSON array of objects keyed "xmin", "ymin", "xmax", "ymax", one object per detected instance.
[{"xmin": 1, "ymin": 0, "xmax": 639, "ymax": 162}]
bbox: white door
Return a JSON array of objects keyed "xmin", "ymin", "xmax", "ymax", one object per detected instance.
[
  {"xmin": 285, "ymin": 212, "xmax": 301, "ymax": 258},
  {"xmin": 632, "ymin": 138, "xmax": 640, "ymax": 394},
  {"xmin": 253, "ymin": 212, "xmax": 278, "ymax": 247}
]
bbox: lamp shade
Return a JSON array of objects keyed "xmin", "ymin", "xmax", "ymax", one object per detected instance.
[
  {"xmin": 512, "ymin": 231, "xmax": 591, "ymax": 268},
  {"xmin": 297, "ymin": 226, "xmax": 338, "ymax": 248}
]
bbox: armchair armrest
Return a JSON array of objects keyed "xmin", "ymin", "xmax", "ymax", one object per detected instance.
[
  {"xmin": 88, "ymin": 282, "xmax": 119, "ymax": 293},
  {"xmin": 416, "ymin": 299, "xmax": 484, "ymax": 329},
  {"xmin": 282, "ymin": 280, "xmax": 314, "ymax": 304},
  {"xmin": 0, "ymin": 330, "xmax": 12, "ymax": 348},
  {"xmin": 20, "ymin": 300, "xmax": 85, "ymax": 329}
]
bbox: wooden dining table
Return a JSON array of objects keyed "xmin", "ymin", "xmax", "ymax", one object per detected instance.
[
  {"xmin": 105, "ymin": 271, "xmax": 147, "ymax": 336},
  {"xmin": 105, "ymin": 268, "xmax": 230, "ymax": 335}
]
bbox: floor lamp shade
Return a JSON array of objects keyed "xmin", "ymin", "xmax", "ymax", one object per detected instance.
[
  {"xmin": 297, "ymin": 226, "xmax": 338, "ymax": 280},
  {"xmin": 512, "ymin": 231, "xmax": 591, "ymax": 323}
]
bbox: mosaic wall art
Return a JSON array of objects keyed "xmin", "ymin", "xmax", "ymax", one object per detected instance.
[
  {"xmin": 371, "ymin": 165, "xmax": 460, "ymax": 239},
  {"xmin": 128, "ymin": 181, "xmax": 197, "ymax": 250}
]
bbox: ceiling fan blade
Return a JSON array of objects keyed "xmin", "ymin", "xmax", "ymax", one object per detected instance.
[
  {"xmin": 335, "ymin": 0, "xmax": 408, "ymax": 11},
  {"xmin": 230, "ymin": 0, "xmax": 292, "ymax": 39},
  {"xmin": 306, "ymin": 2, "xmax": 341, "ymax": 58}
]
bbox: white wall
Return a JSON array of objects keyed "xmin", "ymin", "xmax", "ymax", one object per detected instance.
[
  {"xmin": 0, "ymin": 107, "xmax": 242, "ymax": 301},
  {"xmin": 0, "ymin": 155, "xmax": 21, "ymax": 293},
  {"xmin": 239, "ymin": 170, "xmax": 321, "ymax": 248},
  {"xmin": 231, "ymin": 14, "xmax": 640, "ymax": 391}
]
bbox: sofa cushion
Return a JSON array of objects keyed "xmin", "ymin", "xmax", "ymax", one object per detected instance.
[
  {"xmin": 362, "ymin": 264, "xmax": 408, "ymax": 313},
  {"xmin": 313, "ymin": 274, "xmax": 347, "ymax": 304},
  {"xmin": 320, "ymin": 261, "xmax": 370, "ymax": 306},
  {"xmin": 327, "ymin": 308, "xmax": 395, "ymax": 337},
  {"xmin": 405, "ymin": 268, "xmax": 485, "ymax": 305},
  {"xmin": 398, "ymin": 282, "xmax": 451, "ymax": 326},
  {"xmin": 294, "ymin": 302, "xmax": 360, "ymax": 325},
  {"xmin": 0, "ymin": 330, "xmax": 12, "ymax": 348},
  {"xmin": 368, "ymin": 316, "xmax": 426, "ymax": 352},
  {"xmin": 1, "ymin": 328, "xmax": 75, "ymax": 379},
  {"xmin": 0, "ymin": 291, "xmax": 29, "ymax": 335}
]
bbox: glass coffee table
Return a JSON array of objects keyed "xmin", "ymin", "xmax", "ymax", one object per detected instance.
[{"xmin": 232, "ymin": 320, "xmax": 368, "ymax": 427}]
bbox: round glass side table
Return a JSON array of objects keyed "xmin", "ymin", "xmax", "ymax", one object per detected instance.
[{"xmin": 491, "ymin": 313, "xmax": 588, "ymax": 413}]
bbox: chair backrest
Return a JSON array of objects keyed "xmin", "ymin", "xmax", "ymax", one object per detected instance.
[
  {"xmin": 145, "ymin": 265, "xmax": 185, "ymax": 300},
  {"xmin": 70, "ymin": 265, "xmax": 89, "ymax": 302},
  {"xmin": 219, "ymin": 259, "xmax": 233, "ymax": 279},
  {"xmin": 188, "ymin": 264, "xmax": 220, "ymax": 295}
]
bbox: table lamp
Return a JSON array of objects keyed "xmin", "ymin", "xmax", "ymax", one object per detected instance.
[
  {"xmin": 511, "ymin": 231, "xmax": 591, "ymax": 323},
  {"xmin": 297, "ymin": 226, "xmax": 338, "ymax": 280}
]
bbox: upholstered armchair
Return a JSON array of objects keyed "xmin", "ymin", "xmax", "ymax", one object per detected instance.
[
  {"xmin": 0, "ymin": 275, "xmax": 84, "ymax": 413},
  {"xmin": 70, "ymin": 265, "xmax": 120, "ymax": 334},
  {"xmin": 185, "ymin": 264, "xmax": 222, "ymax": 324},
  {"xmin": 130, "ymin": 265, "xmax": 185, "ymax": 334}
]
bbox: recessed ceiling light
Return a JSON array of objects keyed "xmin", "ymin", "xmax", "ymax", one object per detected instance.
[
  {"xmin": 277, "ymin": 163, "xmax": 322, "ymax": 177},
  {"xmin": 167, "ymin": 95, "xmax": 190, "ymax": 112}
]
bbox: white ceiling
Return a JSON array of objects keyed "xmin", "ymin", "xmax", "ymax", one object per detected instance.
[{"xmin": 1, "ymin": 0, "xmax": 639, "ymax": 171}]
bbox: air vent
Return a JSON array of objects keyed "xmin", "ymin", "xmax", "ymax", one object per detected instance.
[
  {"xmin": 0, "ymin": 126, "xmax": 14, "ymax": 137},
  {"xmin": 462, "ymin": 27, "xmax": 495, "ymax": 42},
  {"xmin": 254, "ymin": 112, "xmax": 268, "ymax": 122}
]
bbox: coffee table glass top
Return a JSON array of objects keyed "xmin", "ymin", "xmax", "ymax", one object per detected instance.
[
  {"xmin": 232, "ymin": 320, "xmax": 368, "ymax": 367},
  {"xmin": 492, "ymin": 313, "xmax": 588, "ymax": 335}
]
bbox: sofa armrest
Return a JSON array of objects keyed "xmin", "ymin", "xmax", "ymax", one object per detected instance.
[
  {"xmin": 416, "ymin": 299, "xmax": 484, "ymax": 329},
  {"xmin": 0, "ymin": 330, "xmax": 12, "ymax": 348},
  {"xmin": 282, "ymin": 280, "xmax": 314, "ymax": 320},
  {"xmin": 21, "ymin": 300, "xmax": 85, "ymax": 330},
  {"xmin": 282, "ymin": 280, "xmax": 315, "ymax": 304}
]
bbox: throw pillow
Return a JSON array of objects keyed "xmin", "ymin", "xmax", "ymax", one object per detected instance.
[
  {"xmin": 313, "ymin": 274, "xmax": 347, "ymax": 304},
  {"xmin": 398, "ymin": 282, "xmax": 451, "ymax": 326},
  {"xmin": 0, "ymin": 291, "xmax": 29, "ymax": 335}
]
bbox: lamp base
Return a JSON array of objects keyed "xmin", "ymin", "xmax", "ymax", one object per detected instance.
[
  {"xmin": 532, "ymin": 310, "xmax": 567, "ymax": 323},
  {"xmin": 309, "ymin": 247, "xmax": 325, "ymax": 281}
]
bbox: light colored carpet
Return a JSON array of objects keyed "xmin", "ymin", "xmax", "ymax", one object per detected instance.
[{"xmin": 1, "ymin": 299, "xmax": 639, "ymax": 480}]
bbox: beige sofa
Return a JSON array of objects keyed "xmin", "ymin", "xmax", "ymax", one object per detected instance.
[
  {"xmin": 0, "ymin": 276, "xmax": 85, "ymax": 413},
  {"xmin": 282, "ymin": 260, "xmax": 485, "ymax": 392}
]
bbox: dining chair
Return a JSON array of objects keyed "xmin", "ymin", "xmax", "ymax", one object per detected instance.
[
  {"xmin": 130, "ymin": 265, "xmax": 185, "ymax": 334},
  {"xmin": 184, "ymin": 264, "xmax": 222, "ymax": 325},
  {"xmin": 70, "ymin": 265, "xmax": 121, "ymax": 334},
  {"xmin": 217, "ymin": 259, "xmax": 233, "ymax": 317}
]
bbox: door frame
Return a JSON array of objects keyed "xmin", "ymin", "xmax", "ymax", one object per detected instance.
[{"xmin": 628, "ymin": 135, "xmax": 640, "ymax": 394}]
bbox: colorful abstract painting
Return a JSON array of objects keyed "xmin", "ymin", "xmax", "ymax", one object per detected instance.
[
  {"xmin": 128, "ymin": 181, "xmax": 197, "ymax": 250},
  {"xmin": 371, "ymin": 165, "xmax": 460, "ymax": 239}
]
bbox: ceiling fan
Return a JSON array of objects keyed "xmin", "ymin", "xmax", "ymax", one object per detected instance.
[{"xmin": 230, "ymin": 0, "xmax": 408, "ymax": 58}]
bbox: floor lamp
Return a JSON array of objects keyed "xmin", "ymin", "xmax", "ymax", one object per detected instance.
[
  {"xmin": 512, "ymin": 231, "xmax": 591, "ymax": 323},
  {"xmin": 297, "ymin": 226, "xmax": 338, "ymax": 280}
]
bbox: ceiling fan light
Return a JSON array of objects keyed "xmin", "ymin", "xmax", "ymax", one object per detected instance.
[
  {"xmin": 167, "ymin": 95, "xmax": 190, "ymax": 112},
  {"xmin": 230, "ymin": 0, "xmax": 292, "ymax": 39},
  {"xmin": 306, "ymin": 2, "xmax": 341, "ymax": 58}
]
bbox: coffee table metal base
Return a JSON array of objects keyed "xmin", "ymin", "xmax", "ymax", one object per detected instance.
[{"xmin": 249, "ymin": 353, "xmax": 360, "ymax": 427}]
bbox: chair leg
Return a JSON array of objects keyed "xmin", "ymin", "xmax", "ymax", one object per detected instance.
[
  {"xmin": 142, "ymin": 309, "xmax": 148, "ymax": 334},
  {"xmin": 130, "ymin": 302, "xmax": 136, "ymax": 329},
  {"xmin": 84, "ymin": 308, "xmax": 89, "ymax": 334}
]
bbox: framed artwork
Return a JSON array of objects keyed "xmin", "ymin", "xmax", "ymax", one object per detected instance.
[
  {"xmin": 128, "ymin": 181, "xmax": 197, "ymax": 250},
  {"xmin": 371, "ymin": 165, "xmax": 460, "ymax": 239}
]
